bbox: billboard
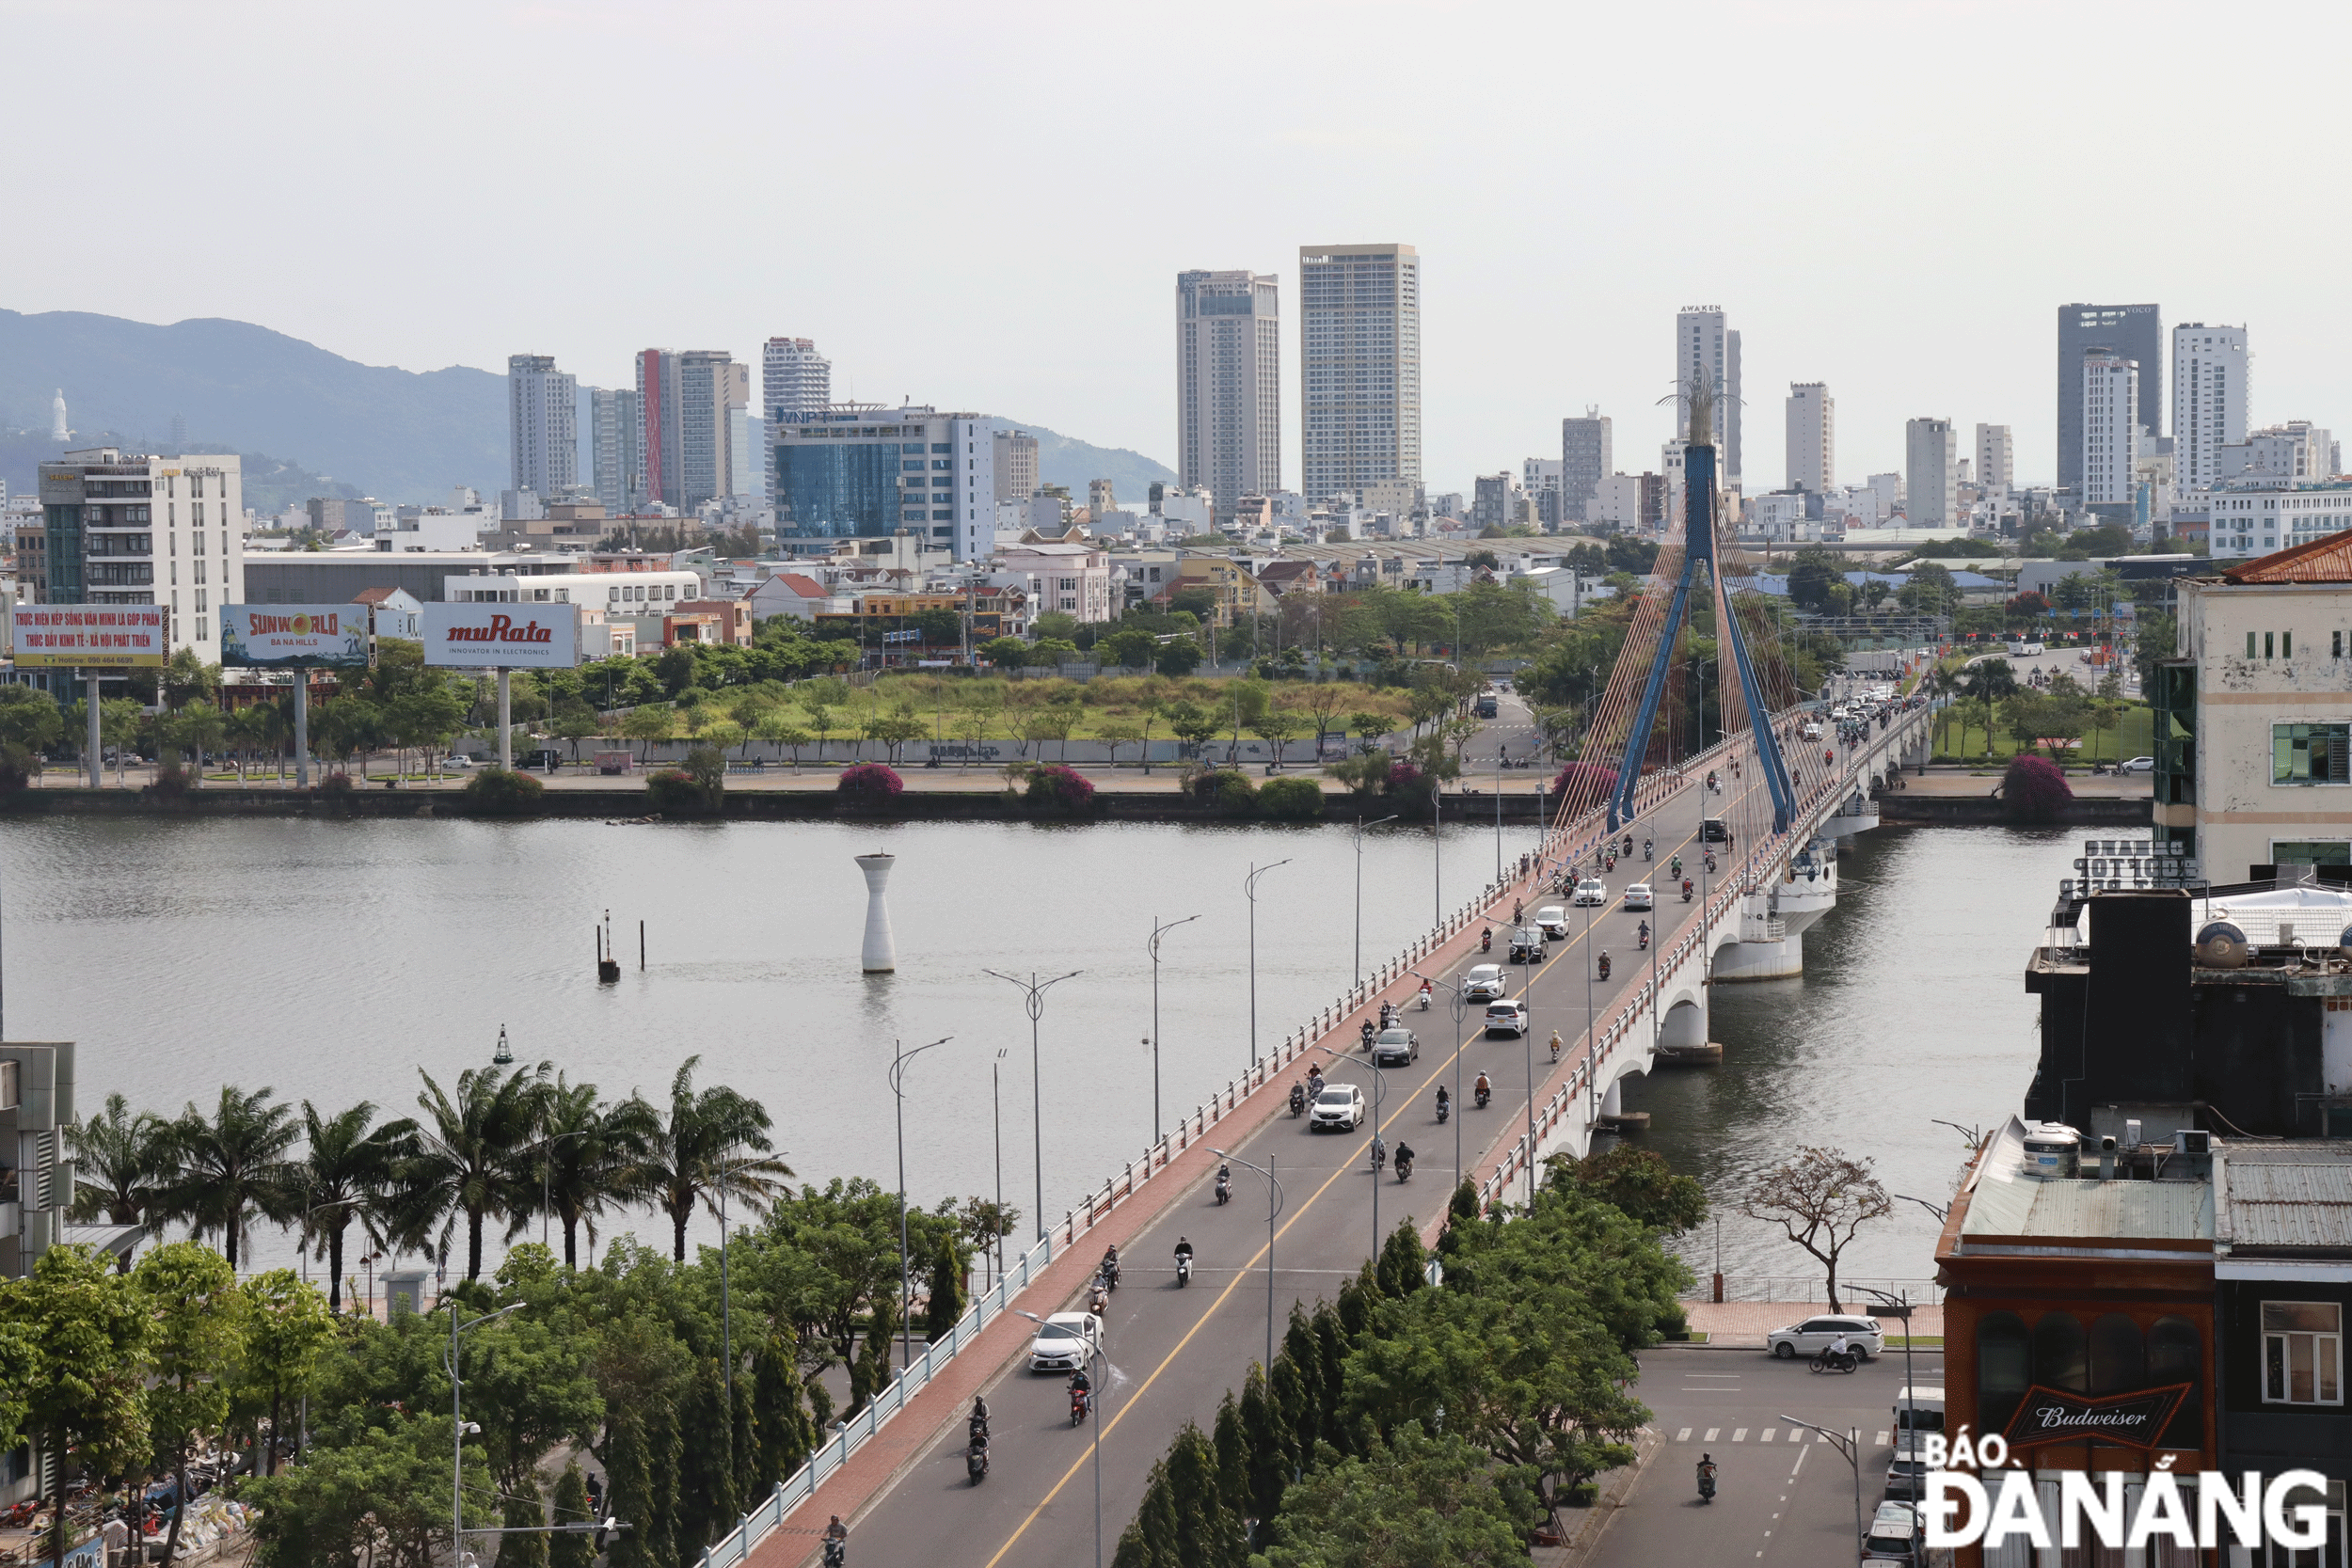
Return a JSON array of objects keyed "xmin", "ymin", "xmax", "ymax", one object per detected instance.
[
  {"xmin": 10, "ymin": 605, "xmax": 167, "ymax": 667},
  {"xmin": 420, "ymin": 602, "xmax": 580, "ymax": 669},
  {"xmin": 220, "ymin": 605, "xmax": 372, "ymax": 670}
]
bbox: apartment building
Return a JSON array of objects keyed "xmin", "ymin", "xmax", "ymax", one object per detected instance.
[{"xmin": 37, "ymin": 449, "xmax": 244, "ymax": 666}]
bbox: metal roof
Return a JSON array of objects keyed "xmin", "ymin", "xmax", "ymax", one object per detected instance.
[
  {"xmin": 1963, "ymin": 1171, "xmax": 2213, "ymax": 1242},
  {"xmin": 2218, "ymin": 1146, "xmax": 2352, "ymax": 1252}
]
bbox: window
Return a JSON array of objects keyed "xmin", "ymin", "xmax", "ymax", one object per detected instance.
[
  {"xmin": 2261, "ymin": 1301, "xmax": 2342, "ymax": 1404},
  {"xmin": 2274, "ymin": 723, "xmax": 2351, "ymax": 784},
  {"xmin": 2249, "ymin": 631, "xmax": 2259, "ymax": 658}
]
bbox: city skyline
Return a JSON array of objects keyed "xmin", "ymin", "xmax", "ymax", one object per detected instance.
[{"xmin": 7, "ymin": 0, "xmax": 2348, "ymax": 499}]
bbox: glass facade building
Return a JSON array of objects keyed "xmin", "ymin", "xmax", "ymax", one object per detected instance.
[
  {"xmin": 775, "ymin": 441, "xmax": 916, "ymax": 538},
  {"xmin": 772, "ymin": 406, "xmax": 1001, "ymax": 559}
]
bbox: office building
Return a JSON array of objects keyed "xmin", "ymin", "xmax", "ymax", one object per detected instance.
[
  {"xmin": 1784, "ymin": 382, "xmax": 1833, "ymax": 493},
  {"xmin": 1676, "ymin": 308, "xmax": 1741, "ymax": 487},
  {"xmin": 2220, "ymin": 420, "xmax": 2334, "ymax": 485},
  {"xmin": 1176, "ymin": 270, "xmax": 1280, "ymax": 522},
  {"xmin": 760, "ymin": 338, "xmax": 831, "ymax": 502},
  {"xmin": 636, "ymin": 349, "xmax": 743, "ymax": 512},
  {"xmin": 2078, "ymin": 353, "xmax": 2139, "ymax": 507},
  {"xmin": 993, "ymin": 429, "xmax": 1039, "ymax": 502},
  {"xmin": 1471, "ymin": 473, "xmax": 1520, "ymax": 531},
  {"xmin": 1561, "ymin": 410, "xmax": 1612, "ymax": 523},
  {"xmin": 2058, "ymin": 303, "xmax": 2162, "ymax": 491},
  {"xmin": 2203, "ymin": 476, "xmax": 2352, "ymax": 560},
  {"xmin": 2169, "ymin": 324, "xmax": 2248, "ymax": 498},
  {"xmin": 1299, "ymin": 243, "xmax": 1420, "ymax": 500},
  {"xmin": 37, "ymin": 448, "xmax": 244, "ymax": 665},
  {"xmin": 1903, "ymin": 419, "xmax": 1959, "ymax": 527},
  {"xmin": 586, "ymin": 388, "xmax": 644, "ymax": 515},
  {"xmin": 1974, "ymin": 423, "xmax": 2012, "ymax": 492},
  {"xmin": 507, "ymin": 354, "xmax": 577, "ymax": 499},
  {"xmin": 1521, "ymin": 458, "xmax": 1564, "ymax": 529},
  {"xmin": 773, "ymin": 404, "xmax": 999, "ymax": 560}
]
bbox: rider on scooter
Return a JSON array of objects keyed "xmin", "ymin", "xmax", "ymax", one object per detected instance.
[{"xmin": 1637, "ymin": 920, "xmax": 1649, "ymax": 949}]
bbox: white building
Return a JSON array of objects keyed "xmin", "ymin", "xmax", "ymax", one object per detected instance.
[
  {"xmin": 997, "ymin": 541, "xmax": 1117, "ymax": 623},
  {"xmin": 2080, "ymin": 353, "xmax": 2139, "ymax": 506},
  {"xmin": 387, "ymin": 502, "xmax": 498, "ymax": 552},
  {"xmin": 761, "ymin": 337, "xmax": 831, "ymax": 503},
  {"xmin": 2169, "ymin": 323, "xmax": 2248, "ymax": 498},
  {"xmin": 1676, "ymin": 307, "xmax": 1741, "ymax": 487},
  {"xmin": 1785, "ymin": 382, "xmax": 1833, "ymax": 493},
  {"xmin": 1975, "ymin": 423, "xmax": 2013, "ymax": 491},
  {"xmin": 1176, "ymin": 270, "xmax": 1281, "ymax": 522},
  {"xmin": 1299, "ymin": 243, "xmax": 1420, "ymax": 500},
  {"xmin": 1590, "ymin": 474, "xmax": 1644, "ymax": 531},
  {"xmin": 1561, "ymin": 410, "xmax": 1612, "ymax": 524},
  {"xmin": 773, "ymin": 404, "xmax": 1001, "ymax": 561},
  {"xmin": 1158, "ymin": 486, "xmax": 1216, "ymax": 533},
  {"xmin": 1905, "ymin": 418, "xmax": 1959, "ymax": 527},
  {"xmin": 1472, "ymin": 473, "xmax": 1521, "ymax": 531},
  {"xmin": 2220, "ymin": 420, "xmax": 2335, "ymax": 484},
  {"xmin": 443, "ymin": 562, "xmax": 703, "ymax": 612},
  {"xmin": 2206, "ymin": 478, "xmax": 2352, "ymax": 560},
  {"xmin": 508, "ymin": 354, "xmax": 578, "ymax": 499},
  {"xmin": 34, "ymin": 448, "xmax": 245, "ymax": 664}
]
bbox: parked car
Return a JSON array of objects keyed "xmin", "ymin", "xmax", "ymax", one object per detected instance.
[
  {"xmin": 1310, "ymin": 1084, "xmax": 1367, "ymax": 1132},
  {"xmin": 1623, "ymin": 882, "xmax": 1654, "ymax": 911},
  {"xmin": 441, "ymin": 754, "xmax": 474, "ymax": 769},
  {"xmin": 1509, "ymin": 927, "xmax": 1547, "ymax": 963},
  {"xmin": 1884, "ymin": 1385, "xmax": 1945, "ymax": 1497},
  {"xmin": 520, "ymin": 748, "xmax": 564, "ymax": 769},
  {"xmin": 1863, "ymin": 1501, "xmax": 1920, "ymax": 1560},
  {"xmin": 1372, "ymin": 1027, "xmax": 1420, "ymax": 1067},
  {"xmin": 1534, "ymin": 904, "xmax": 1569, "ymax": 940},
  {"xmin": 1484, "ymin": 1000, "xmax": 1529, "ymax": 1037},
  {"xmin": 1463, "ymin": 964, "xmax": 1508, "ymax": 1001},
  {"xmin": 1765, "ymin": 1313, "xmax": 1884, "ymax": 1360},
  {"xmin": 2119, "ymin": 755, "xmax": 2154, "ymax": 774},
  {"xmin": 1570, "ymin": 878, "xmax": 1608, "ymax": 908},
  {"xmin": 1027, "ymin": 1311, "xmax": 1103, "ymax": 1372}
]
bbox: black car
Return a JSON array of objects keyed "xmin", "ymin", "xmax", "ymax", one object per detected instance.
[
  {"xmin": 1700, "ymin": 816, "xmax": 1729, "ymax": 844},
  {"xmin": 520, "ymin": 749, "xmax": 565, "ymax": 770}
]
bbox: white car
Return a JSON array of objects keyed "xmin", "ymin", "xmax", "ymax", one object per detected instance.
[
  {"xmin": 2119, "ymin": 755, "xmax": 2154, "ymax": 774},
  {"xmin": 1484, "ymin": 1000, "xmax": 1529, "ymax": 1037},
  {"xmin": 1623, "ymin": 883, "xmax": 1654, "ymax": 912},
  {"xmin": 1026, "ymin": 1311, "xmax": 1103, "ymax": 1372},
  {"xmin": 441, "ymin": 754, "xmax": 475, "ymax": 769},
  {"xmin": 1310, "ymin": 1083, "xmax": 1366, "ymax": 1132},
  {"xmin": 1372, "ymin": 1027, "xmax": 1420, "ymax": 1067},
  {"xmin": 1766, "ymin": 1313, "xmax": 1884, "ymax": 1360},
  {"xmin": 1864, "ymin": 1501, "xmax": 1920, "ymax": 1560},
  {"xmin": 1534, "ymin": 905, "xmax": 1569, "ymax": 940},
  {"xmin": 1462, "ymin": 963, "xmax": 1508, "ymax": 1002},
  {"xmin": 1570, "ymin": 878, "xmax": 1608, "ymax": 908}
]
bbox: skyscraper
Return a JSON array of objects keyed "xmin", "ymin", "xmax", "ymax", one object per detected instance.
[
  {"xmin": 1975, "ymin": 423, "xmax": 2013, "ymax": 492},
  {"xmin": 2170, "ymin": 323, "xmax": 2248, "ymax": 498},
  {"xmin": 1904, "ymin": 419, "xmax": 1959, "ymax": 527},
  {"xmin": 2057, "ymin": 303, "xmax": 2162, "ymax": 490},
  {"xmin": 1299, "ymin": 244, "xmax": 1420, "ymax": 500},
  {"xmin": 1561, "ymin": 409, "xmax": 1612, "ymax": 522},
  {"xmin": 761, "ymin": 338, "xmax": 832, "ymax": 502},
  {"xmin": 507, "ymin": 354, "xmax": 578, "ymax": 498},
  {"xmin": 1785, "ymin": 383, "xmax": 1833, "ymax": 493},
  {"xmin": 586, "ymin": 388, "xmax": 644, "ymax": 514},
  {"xmin": 993, "ymin": 429, "xmax": 1039, "ymax": 501},
  {"xmin": 636, "ymin": 349, "xmax": 741, "ymax": 511},
  {"xmin": 1676, "ymin": 309, "xmax": 1741, "ymax": 486},
  {"xmin": 2079, "ymin": 353, "xmax": 2138, "ymax": 506},
  {"xmin": 1176, "ymin": 270, "xmax": 1280, "ymax": 522}
]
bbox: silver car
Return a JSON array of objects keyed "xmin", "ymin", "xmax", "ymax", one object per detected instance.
[{"xmin": 1766, "ymin": 1313, "xmax": 1884, "ymax": 1360}]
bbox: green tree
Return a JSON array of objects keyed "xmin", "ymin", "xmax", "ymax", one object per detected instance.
[
  {"xmin": 235, "ymin": 1269, "xmax": 333, "ymax": 1477},
  {"xmin": 1248, "ymin": 705, "xmax": 1310, "ymax": 768},
  {"xmin": 0, "ymin": 685, "xmax": 64, "ymax": 754},
  {"xmin": 406, "ymin": 1062, "xmax": 551, "ymax": 1280},
  {"xmin": 161, "ymin": 646, "xmax": 221, "ymax": 709},
  {"xmin": 548, "ymin": 1462, "xmax": 596, "ymax": 1568},
  {"xmin": 1958, "ymin": 658, "xmax": 2017, "ymax": 761},
  {"xmin": 1097, "ymin": 718, "xmax": 1144, "ymax": 767},
  {"xmin": 1154, "ymin": 640, "xmax": 1203, "ymax": 677},
  {"xmin": 1551, "ymin": 1146, "xmax": 1707, "ymax": 1235},
  {"xmin": 1253, "ymin": 1426, "xmax": 1542, "ymax": 1568},
  {"xmin": 496, "ymin": 1472, "xmax": 550, "ymax": 1568},
  {"xmin": 923, "ymin": 1233, "xmax": 966, "ymax": 1341},
  {"xmin": 978, "ymin": 635, "xmax": 1031, "ymax": 668},
  {"xmin": 67, "ymin": 1091, "xmax": 176, "ymax": 1266},
  {"xmin": 621, "ymin": 704, "xmax": 675, "ymax": 762},
  {"xmin": 138, "ymin": 1243, "xmax": 247, "ymax": 1561},
  {"xmin": 1102, "ymin": 627, "xmax": 1158, "ymax": 670},
  {"xmin": 295, "ymin": 1100, "xmax": 418, "ymax": 1312},
  {"xmin": 1785, "ymin": 549, "xmax": 1848, "ymax": 613},
  {"xmin": 1739, "ymin": 1146, "xmax": 1890, "ymax": 1312},
  {"xmin": 164, "ymin": 1084, "xmax": 301, "ymax": 1271},
  {"xmin": 530, "ymin": 1076, "xmax": 656, "ymax": 1270},
  {"xmin": 0, "ymin": 1245, "xmax": 152, "ymax": 1563},
  {"xmin": 246, "ymin": 1412, "xmax": 489, "ymax": 1568},
  {"xmin": 636, "ymin": 1054, "xmax": 794, "ymax": 1262},
  {"xmin": 1165, "ymin": 699, "xmax": 1218, "ymax": 756},
  {"xmin": 676, "ymin": 1358, "xmax": 737, "ymax": 1549}
]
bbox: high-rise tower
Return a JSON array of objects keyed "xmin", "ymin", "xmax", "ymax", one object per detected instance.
[
  {"xmin": 1676, "ymin": 309, "xmax": 1741, "ymax": 488},
  {"xmin": 2170, "ymin": 323, "xmax": 2248, "ymax": 499},
  {"xmin": 1176, "ymin": 270, "xmax": 1280, "ymax": 521},
  {"xmin": 507, "ymin": 354, "xmax": 578, "ymax": 499},
  {"xmin": 1785, "ymin": 383, "xmax": 1833, "ymax": 493},
  {"xmin": 1299, "ymin": 244, "xmax": 1420, "ymax": 500},
  {"xmin": 2057, "ymin": 304, "xmax": 2162, "ymax": 490}
]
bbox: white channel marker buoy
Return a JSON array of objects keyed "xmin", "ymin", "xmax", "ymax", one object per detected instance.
[{"xmin": 856, "ymin": 852, "xmax": 897, "ymax": 973}]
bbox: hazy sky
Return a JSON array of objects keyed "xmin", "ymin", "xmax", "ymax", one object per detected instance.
[{"xmin": 10, "ymin": 0, "xmax": 2348, "ymax": 497}]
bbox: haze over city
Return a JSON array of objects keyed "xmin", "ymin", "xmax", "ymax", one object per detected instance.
[{"xmin": 8, "ymin": 0, "xmax": 2347, "ymax": 493}]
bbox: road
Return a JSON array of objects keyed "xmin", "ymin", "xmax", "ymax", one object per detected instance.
[
  {"xmin": 1593, "ymin": 1346, "xmax": 1945, "ymax": 1566},
  {"xmin": 837, "ymin": 732, "xmax": 1794, "ymax": 1567}
]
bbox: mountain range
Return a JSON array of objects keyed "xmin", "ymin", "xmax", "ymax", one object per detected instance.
[{"xmin": 0, "ymin": 308, "xmax": 1172, "ymax": 511}]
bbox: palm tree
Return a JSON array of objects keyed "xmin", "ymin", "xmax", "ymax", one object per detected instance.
[
  {"xmin": 525, "ymin": 1074, "xmax": 657, "ymax": 1269},
  {"xmin": 405, "ymin": 1062, "xmax": 550, "ymax": 1280},
  {"xmin": 634, "ymin": 1055, "xmax": 794, "ymax": 1261},
  {"xmin": 66, "ymin": 1091, "xmax": 175, "ymax": 1269},
  {"xmin": 163, "ymin": 1085, "xmax": 302, "ymax": 1270},
  {"xmin": 295, "ymin": 1100, "xmax": 419, "ymax": 1312}
]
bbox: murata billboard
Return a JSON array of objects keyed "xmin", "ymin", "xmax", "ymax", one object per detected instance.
[
  {"xmin": 220, "ymin": 605, "xmax": 371, "ymax": 670},
  {"xmin": 10, "ymin": 605, "xmax": 167, "ymax": 667},
  {"xmin": 420, "ymin": 602, "xmax": 580, "ymax": 669}
]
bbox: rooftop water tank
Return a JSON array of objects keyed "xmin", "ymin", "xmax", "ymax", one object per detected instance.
[
  {"xmin": 2195, "ymin": 920, "xmax": 2249, "ymax": 969},
  {"xmin": 2021, "ymin": 1122, "xmax": 2083, "ymax": 1180}
]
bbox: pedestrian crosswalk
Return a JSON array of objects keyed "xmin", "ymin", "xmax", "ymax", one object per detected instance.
[{"xmin": 1673, "ymin": 1427, "xmax": 1892, "ymax": 1446}]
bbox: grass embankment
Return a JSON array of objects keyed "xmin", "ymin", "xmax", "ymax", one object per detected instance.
[{"xmin": 1930, "ymin": 703, "xmax": 2152, "ymax": 768}]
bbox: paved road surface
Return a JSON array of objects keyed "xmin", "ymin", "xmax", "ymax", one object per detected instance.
[{"xmin": 837, "ymin": 752, "xmax": 1792, "ymax": 1567}]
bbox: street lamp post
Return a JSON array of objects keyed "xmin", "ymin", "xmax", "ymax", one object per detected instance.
[
  {"xmin": 1210, "ymin": 1148, "xmax": 1284, "ymax": 1374},
  {"xmin": 984, "ymin": 970, "xmax": 1082, "ymax": 1243},
  {"xmin": 993, "ymin": 1049, "xmax": 1009, "ymax": 1290},
  {"xmin": 1352, "ymin": 815, "xmax": 1398, "ymax": 988},
  {"xmin": 1779, "ymin": 1415, "xmax": 1864, "ymax": 1560},
  {"xmin": 1014, "ymin": 1309, "xmax": 1108, "ymax": 1568},
  {"xmin": 1312, "ymin": 1042, "xmax": 1385, "ymax": 1257},
  {"xmin": 889, "ymin": 1035, "xmax": 954, "ymax": 1370},
  {"xmin": 1147, "ymin": 913, "xmax": 1200, "ymax": 1144},
  {"xmin": 448, "ymin": 1299, "xmax": 524, "ymax": 1567},
  {"xmin": 1411, "ymin": 969, "xmax": 1469, "ymax": 1185},
  {"xmin": 1860, "ymin": 1285, "xmax": 1922, "ymax": 1565},
  {"xmin": 1244, "ymin": 861, "xmax": 1291, "ymax": 1071}
]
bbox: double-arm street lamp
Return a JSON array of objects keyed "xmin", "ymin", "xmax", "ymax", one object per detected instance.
[
  {"xmin": 1311, "ymin": 1041, "xmax": 1386, "ymax": 1258},
  {"xmin": 890, "ymin": 1035, "xmax": 954, "ymax": 1370},
  {"xmin": 1778, "ymin": 1414, "xmax": 1865, "ymax": 1561},
  {"xmin": 1014, "ymin": 1307, "xmax": 1109, "ymax": 1568},
  {"xmin": 985, "ymin": 969, "xmax": 1082, "ymax": 1244}
]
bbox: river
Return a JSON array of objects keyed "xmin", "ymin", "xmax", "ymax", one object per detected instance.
[{"xmin": 2, "ymin": 813, "xmax": 2072, "ymax": 1294}]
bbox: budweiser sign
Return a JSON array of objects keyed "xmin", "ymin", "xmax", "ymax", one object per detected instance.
[
  {"xmin": 421, "ymin": 602, "xmax": 580, "ymax": 669},
  {"xmin": 2001, "ymin": 1383, "xmax": 2192, "ymax": 1449}
]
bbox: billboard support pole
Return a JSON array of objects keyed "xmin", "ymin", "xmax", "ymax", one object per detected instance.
[
  {"xmin": 496, "ymin": 669, "xmax": 512, "ymax": 771},
  {"xmin": 85, "ymin": 669, "xmax": 100, "ymax": 789},
  {"xmin": 294, "ymin": 671, "xmax": 311, "ymax": 789}
]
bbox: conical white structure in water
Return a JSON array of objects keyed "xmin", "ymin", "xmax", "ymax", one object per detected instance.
[{"xmin": 856, "ymin": 852, "xmax": 897, "ymax": 973}]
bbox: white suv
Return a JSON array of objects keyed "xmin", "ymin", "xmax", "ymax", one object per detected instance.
[
  {"xmin": 1463, "ymin": 964, "xmax": 1508, "ymax": 1002},
  {"xmin": 1310, "ymin": 1084, "xmax": 1366, "ymax": 1132},
  {"xmin": 1765, "ymin": 1313, "xmax": 1884, "ymax": 1360}
]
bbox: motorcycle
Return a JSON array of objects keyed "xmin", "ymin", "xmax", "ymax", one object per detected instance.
[
  {"xmin": 1435, "ymin": 1094, "xmax": 1450, "ymax": 1124},
  {"xmin": 1100, "ymin": 1256, "xmax": 1120, "ymax": 1291},
  {"xmin": 1394, "ymin": 1153, "xmax": 1413, "ymax": 1182},
  {"xmin": 1360, "ymin": 1020, "xmax": 1377, "ymax": 1049},
  {"xmin": 1681, "ymin": 879, "xmax": 1694, "ymax": 903},
  {"xmin": 1089, "ymin": 1284, "xmax": 1109, "ymax": 1317},
  {"xmin": 1704, "ymin": 851, "xmax": 1716, "ymax": 873},
  {"xmin": 1289, "ymin": 1083, "xmax": 1307, "ymax": 1117},
  {"xmin": 1474, "ymin": 1081, "xmax": 1491, "ymax": 1109},
  {"xmin": 1643, "ymin": 839, "xmax": 1653, "ymax": 862},
  {"xmin": 1698, "ymin": 1471, "xmax": 1716, "ymax": 1504},
  {"xmin": 824, "ymin": 1541, "xmax": 848, "ymax": 1568},
  {"xmin": 1597, "ymin": 954, "xmax": 1612, "ymax": 981},
  {"xmin": 1637, "ymin": 927, "xmax": 1649, "ymax": 952},
  {"xmin": 1369, "ymin": 1140, "xmax": 1387, "ymax": 1173},
  {"xmin": 1416, "ymin": 986, "xmax": 1431, "ymax": 1011},
  {"xmin": 1480, "ymin": 928, "xmax": 1493, "ymax": 953},
  {"xmin": 966, "ymin": 1438, "xmax": 990, "ymax": 1484},
  {"xmin": 1176, "ymin": 1252, "xmax": 1193, "ymax": 1287},
  {"xmin": 1809, "ymin": 1348, "xmax": 1860, "ymax": 1374},
  {"xmin": 1070, "ymin": 1385, "xmax": 1092, "ymax": 1425},
  {"xmin": 1215, "ymin": 1170, "xmax": 1232, "ymax": 1205}
]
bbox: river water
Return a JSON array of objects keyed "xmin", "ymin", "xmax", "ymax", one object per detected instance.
[{"xmin": 2, "ymin": 813, "xmax": 2074, "ymax": 1294}]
